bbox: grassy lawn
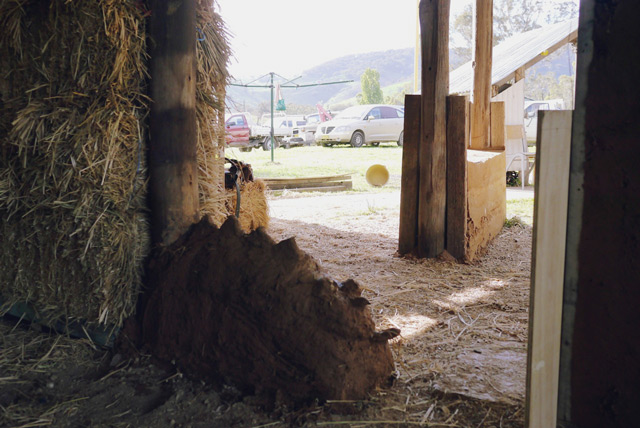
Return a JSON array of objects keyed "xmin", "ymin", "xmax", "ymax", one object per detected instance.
[
  {"xmin": 226, "ymin": 144, "xmax": 534, "ymax": 224},
  {"xmin": 225, "ymin": 144, "xmax": 403, "ymax": 192},
  {"xmin": 506, "ymin": 198, "xmax": 535, "ymax": 226}
]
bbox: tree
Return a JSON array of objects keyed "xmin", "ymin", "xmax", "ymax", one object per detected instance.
[
  {"xmin": 251, "ymin": 102, "xmax": 315, "ymax": 122},
  {"xmin": 544, "ymin": 0, "xmax": 579, "ymax": 24},
  {"xmin": 493, "ymin": 0, "xmax": 543, "ymax": 44},
  {"xmin": 451, "ymin": 0, "xmax": 579, "ymax": 62},
  {"xmin": 385, "ymin": 82, "xmax": 412, "ymax": 106},
  {"xmin": 525, "ymin": 71, "xmax": 575, "ymax": 108},
  {"xmin": 525, "ymin": 44, "xmax": 576, "ymax": 109},
  {"xmin": 359, "ymin": 68, "xmax": 384, "ymax": 105},
  {"xmin": 451, "ymin": 4, "xmax": 473, "ymax": 61}
]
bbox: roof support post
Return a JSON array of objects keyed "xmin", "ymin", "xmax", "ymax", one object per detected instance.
[
  {"xmin": 148, "ymin": 0, "xmax": 199, "ymax": 246},
  {"xmin": 417, "ymin": 0, "xmax": 450, "ymax": 258},
  {"xmin": 470, "ymin": 0, "xmax": 493, "ymax": 149}
]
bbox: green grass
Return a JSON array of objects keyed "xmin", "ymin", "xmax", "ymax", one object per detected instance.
[
  {"xmin": 226, "ymin": 144, "xmax": 404, "ymax": 193},
  {"xmin": 227, "ymin": 144, "xmax": 535, "ymax": 225},
  {"xmin": 506, "ymin": 198, "xmax": 535, "ymax": 226}
]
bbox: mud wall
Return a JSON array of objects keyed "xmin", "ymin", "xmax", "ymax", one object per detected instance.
[
  {"xmin": 559, "ymin": 0, "xmax": 640, "ymax": 426},
  {"xmin": 466, "ymin": 150, "xmax": 506, "ymax": 261}
]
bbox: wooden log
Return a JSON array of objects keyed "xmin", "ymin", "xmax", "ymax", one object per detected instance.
[
  {"xmin": 148, "ymin": 0, "xmax": 199, "ymax": 246},
  {"xmin": 261, "ymin": 174, "xmax": 352, "ymax": 184},
  {"xmin": 139, "ymin": 217, "xmax": 398, "ymax": 404},
  {"xmin": 490, "ymin": 101, "xmax": 506, "ymax": 149},
  {"xmin": 526, "ymin": 110, "xmax": 572, "ymax": 428},
  {"xmin": 445, "ymin": 95, "xmax": 469, "ymax": 260},
  {"xmin": 284, "ymin": 185, "xmax": 352, "ymax": 193},
  {"xmin": 267, "ymin": 183, "xmax": 352, "ymax": 192},
  {"xmin": 418, "ymin": 0, "xmax": 450, "ymax": 258},
  {"xmin": 262, "ymin": 174, "xmax": 352, "ymax": 191},
  {"xmin": 398, "ymin": 94, "xmax": 421, "ymax": 255},
  {"xmin": 470, "ymin": 0, "xmax": 493, "ymax": 149}
]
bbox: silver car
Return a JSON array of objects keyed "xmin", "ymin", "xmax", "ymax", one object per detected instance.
[{"xmin": 315, "ymin": 104, "xmax": 404, "ymax": 147}]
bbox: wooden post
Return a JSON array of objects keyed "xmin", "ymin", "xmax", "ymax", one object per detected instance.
[
  {"xmin": 418, "ymin": 0, "xmax": 450, "ymax": 258},
  {"xmin": 399, "ymin": 94, "xmax": 422, "ymax": 255},
  {"xmin": 490, "ymin": 101, "xmax": 505, "ymax": 149},
  {"xmin": 470, "ymin": 0, "xmax": 493, "ymax": 149},
  {"xmin": 558, "ymin": 2, "xmax": 640, "ymax": 425},
  {"xmin": 445, "ymin": 95, "xmax": 469, "ymax": 260},
  {"xmin": 525, "ymin": 111, "xmax": 572, "ymax": 427},
  {"xmin": 149, "ymin": 0, "xmax": 199, "ymax": 246}
]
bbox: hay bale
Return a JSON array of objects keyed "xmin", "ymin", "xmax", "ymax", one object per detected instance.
[
  {"xmin": 196, "ymin": 2, "xmax": 231, "ymax": 226},
  {"xmin": 0, "ymin": 0, "xmax": 151, "ymax": 326},
  {"xmin": 224, "ymin": 180, "xmax": 270, "ymax": 233},
  {"xmin": 0, "ymin": 0, "xmax": 230, "ymax": 326}
]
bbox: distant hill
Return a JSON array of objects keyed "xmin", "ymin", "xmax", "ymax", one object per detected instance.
[
  {"xmin": 226, "ymin": 48, "xmax": 467, "ymax": 112},
  {"xmin": 225, "ymin": 45, "xmax": 574, "ymax": 113}
]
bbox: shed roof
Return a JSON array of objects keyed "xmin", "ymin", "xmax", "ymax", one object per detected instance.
[{"xmin": 449, "ymin": 18, "xmax": 579, "ymax": 95}]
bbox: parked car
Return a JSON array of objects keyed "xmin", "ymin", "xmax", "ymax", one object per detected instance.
[
  {"xmin": 315, "ymin": 104, "xmax": 404, "ymax": 147},
  {"xmin": 225, "ymin": 112, "xmax": 269, "ymax": 151},
  {"xmin": 225, "ymin": 112, "xmax": 304, "ymax": 151},
  {"xmin": 271, "ymin": 115, "xmax": 307, "ymax": 148},
  {"xmin": 287, "ymin": 113, "xmax": 323, "ymax": 146},
  {"xmin": 287, "ymin": 105, "xmax": 338, "ymax": 146},
  {"xmin": 524, "ymin": 98, "xmax": 565, "ymax": 143},
  {"xmin": 273, "ymin": 116, "xmax": 307, "ymax": 138}
]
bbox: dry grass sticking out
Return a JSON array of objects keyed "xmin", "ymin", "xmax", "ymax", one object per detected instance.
[
  {"xmin": 195, "ymin": 1, "xmax": 231, "ymax": 226},
  {"xmin": 266, "ymin": 213, "xmax": 532, "ymax": 427},
  {"xmin": 224, "ymin": 180, "xmax": 270, "ymax": 233},
  {"xmin": 0, "ymin": 0, "xmax": 230, "ymax": 327},
  {"xmin": 0, "ymin": 208, "xmax": 531, "ymax": 427}
]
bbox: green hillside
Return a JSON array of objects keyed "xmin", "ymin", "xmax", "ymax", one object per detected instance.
[
  {"xmin": 226, "ymin": 44, "xmax": 573, "ymax": 115},
  {"xmin": 226, "ymin": 47, "xmax": 464, "ymax": 112}
]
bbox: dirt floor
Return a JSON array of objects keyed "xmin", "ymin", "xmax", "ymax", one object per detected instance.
[{"xmin": 0, "ymin": 190, "xmax": 532, "ymax": 427}]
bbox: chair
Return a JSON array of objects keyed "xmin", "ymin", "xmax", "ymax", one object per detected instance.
[{"xmin": 505, "ymin": 125, "xmax": 536, "ymax": 188}]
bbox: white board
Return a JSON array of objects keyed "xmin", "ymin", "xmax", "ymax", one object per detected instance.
[{"xmin": 526, "ymin": 110, "xmax": 573, "ymax": 428}]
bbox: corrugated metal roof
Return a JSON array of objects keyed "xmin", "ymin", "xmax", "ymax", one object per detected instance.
[{"xmin": 449, "ymin": 18, "xmax": 579, "ymax": 95}]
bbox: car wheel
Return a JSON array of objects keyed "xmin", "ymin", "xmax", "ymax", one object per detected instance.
[
  {"xmin": 262, "ymin": 137, "xmax": 279, "ymax": 151},
  {"xmin": 397, "ymin": 131, "xmax": 404, "ymax": 147},
  {"xmin": 350, "ymin": 131, "xmax": 364, "ymax": 148},
  {"xmin": 322, "ymin": 143, "xmax": 333, "ymax": 147},
  {"xmin": 371, "ymin": 142, "xmax": 380, "ymax": 147}
]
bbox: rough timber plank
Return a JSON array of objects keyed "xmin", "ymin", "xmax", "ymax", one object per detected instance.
[
  {"xmin": 262, "ymin": 175, "xmax": 352, "ymax": 192},
  {"xmin": 445, "ymin": 95, "xmax": 469, "ymax": 260},
  {"xmin": 149, "ymin": 0, "xmax": 199, "ymax": 245},
  {"xmin": 398, "ymin": 94, "xmax": 421, "ymax": 255},
  {"xmin": 526, "ymin": 110, "xmax": 572, "ymax": 428},
  {"xmin": 417, "ymin": 0, "xmax": 450, "ymax": 258},
  {"xmin": 262, "ymin": 174, "xmax": 352, "ymax": 184},
  {"xmin": 470, "ymin": 0, "xmax": 493, "ymax": 149}
]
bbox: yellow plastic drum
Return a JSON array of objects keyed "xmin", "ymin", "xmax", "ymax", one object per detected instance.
[{"xmin": 365, "ymin": 164, "xmax": 389, "ymax": 187}]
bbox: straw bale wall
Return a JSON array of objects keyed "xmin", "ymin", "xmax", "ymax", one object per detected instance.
[
  {"xmin": 0, "ymin": 0, "xmax": 230, "ymax": 326},
  {"xmin": 195, "ymin": 1, "xmax": 232, "ymax": 225},
  {"xmin": 224, "ymin": 180, "xmax": 270, "ymax": 233}
]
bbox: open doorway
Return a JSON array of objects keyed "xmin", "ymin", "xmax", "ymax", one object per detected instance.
[
  {"xmin": 220, "ymin": 0, "xmax": 577, "ymax": 425},
  {"xmin": 0, "ymin": 1, "xmax": 579, "ymax": 427}
]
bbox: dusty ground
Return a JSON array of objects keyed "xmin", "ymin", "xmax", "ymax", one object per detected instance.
[{"xmin": 1, "ymin": 190, "xmax": 532, "ymax": 427}]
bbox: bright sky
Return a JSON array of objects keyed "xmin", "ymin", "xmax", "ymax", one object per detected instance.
[
  {"xmin": 215, "ymin": 0, "xmax": 574, "ymax": 81},
  {"xmin": 216, "ymin": 0, "xmax": 472, "ymax": 80}
]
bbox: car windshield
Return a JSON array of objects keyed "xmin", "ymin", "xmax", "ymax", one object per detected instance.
[{"xmin": 334, "ymin": 106, "xmax": 368, "ymax": 120}]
